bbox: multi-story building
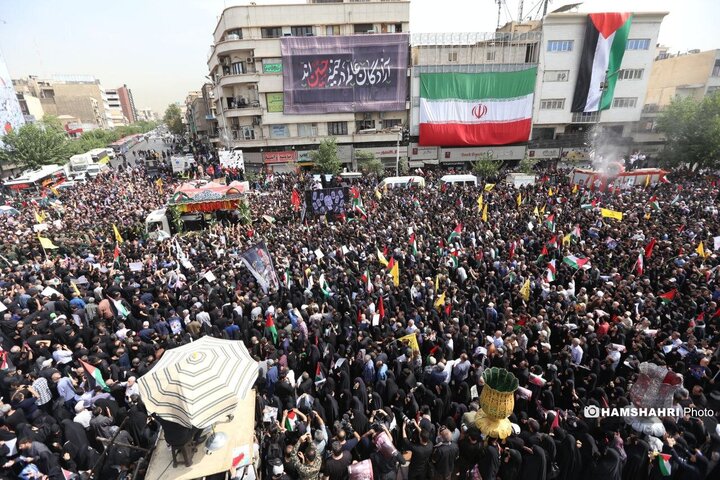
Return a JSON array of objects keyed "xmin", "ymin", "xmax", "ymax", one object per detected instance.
[
  {"xmin": 136, "ymin": 108, "xmax": 158, "ymax": 122},
  {"xmin": 105, "ymin": 88, "xmax": 128, "ymax": 127},
  {"xmin": 207, "ymin": 0, "xmax": 410, "ymax": 172},
  {"xmin": 117, "ymin": 84, "xmax": 137, "ymax": 124},
  {"xmin": 531, "ymin": 11, "xmax": 667, "ymax": 160}
]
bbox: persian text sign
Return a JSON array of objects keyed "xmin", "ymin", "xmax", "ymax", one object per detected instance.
[
  {"xmin": 263, "ymin": 151, "xmax": 297, "ymax": 164},
  {"xmin": 281, "ymin": 34, "xmax": 409, "ymax": 114}
]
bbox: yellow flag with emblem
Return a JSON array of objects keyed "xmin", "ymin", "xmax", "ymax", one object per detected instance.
[
  {"xmin": 377, "ymin": 248, "xmax": 389, "ymax": 267},
  {"xmin": 697, "ymin": 241, "xmax": 707, "ymax": 258},
  {"xmin": 38, "ymin": 236, "xmax": 58, "ymax": 250},
  {"xmin": 398, "ymin": 333, "xmax": 420, "ymax": 353},
  {"xmin": 390, "ymin": 261, "xmax": 399, "ymax": 287},
  {"xmin": 434, "ymin": 291, "xmax": 446, "ymax": 309},
  {"xmin": 563, "ymin": 233, "xmax": 572, "ymax": 247},
  {"xmin": 34, "ymin": 211, "xmax": 43, "ymax": 224},
  {"xmin": 484, "ymin": 183, "xmax": 495, "ymax": 192},
  {"xmin": 533, "ymin": 205, "xmax": 539, "ymax": 218},
  {"xmin": 644, "ymin": 175, "xmax": 650, "ymax": 188},
  {"xmin": 516, "ymin": 193, "xmax": 522, "ymax": 207},
  {"xmin": 113, "ymin": 224, "xmax": 124, "ymax": 244},
  {"xmin": 520, "ymin": 279, "xmax": 531, "ymax": 301},
  {"xmin": 548, "ymin": 187, "xmax": 554, "ymax": 196},
  {"xmin": 482, "ymin": 204, "xmax": 488, "ymax": 222},
  {"xmin": 572, "ymin": 184, "xmax": 578, "ymax": 194},
  {"xmin": 71, "ymin": 282, "xmax": 81, "ymax": 297},
  {"xmin": 477, "ymin": 194, "xmax": 483, "ymax": 212},
  {"xmin": 540, "ymin": 204, "xmax": 546, "ymax": 215},
  {"xmin": 645, "ymin": 212, "xmax": 651, "ymax": 220},
  {"xmin": 600, "ymin": 208, "xmax": 623, "ymax": 221}
]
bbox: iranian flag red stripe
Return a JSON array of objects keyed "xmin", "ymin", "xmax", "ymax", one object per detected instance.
[
  {"xmin": 419, "ymin": 68, "xmax": 537, "ymax": 146},
  {"xmin": 571, "ymin": 13, "xmax": 633, "ymax": 113}
]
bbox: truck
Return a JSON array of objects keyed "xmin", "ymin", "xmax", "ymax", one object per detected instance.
[
  {"xmin": 66, "ymin": 154, "xmax": 93, "ymax": 181},
  {"xmin": 170, "ymin": 155, "xmax": 196, "ymax": 175}
]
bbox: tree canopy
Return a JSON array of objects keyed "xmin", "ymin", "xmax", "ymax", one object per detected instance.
[
  {"xmin": 656, "ymin": 92, "xmax": 720, "ymax": 169},
  {"xmin": 472, "ymin": 153, "xmax": 501, "ymax": 180},
  {"xmin": 164, "ymin": 104, "xmax": 185, "ymax": 136},
  {"xmin": 356, "ymin": 150, "xmax": 384, "ymax": 176},
  {"xmin": 0, "ymin": 117, "xmax": 74, "ymax": 170},
  {"xmin": 311, "ymin": 137, "xmax": 342, "ymax": 175}
]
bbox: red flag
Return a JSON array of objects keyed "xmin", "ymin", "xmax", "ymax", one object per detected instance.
[
  {"xmin": 444, "ymin": 303, "xmax": 452, "ymax": 315},
  {"xmin": 713, "ymin": 308, "xmax": 720, "ymax": 319},
  {"xmin": 113, "ymin": 244, "xmax": 120, "ymax": 260},
  {"xmin": 350, "ymin": 186, "xmax": 360, "ymax": 199},
  {"xmin": 383, "ymin": 245, "xmax": 389, "ymax": 257},
  {"xmin": 678, "ymin": 224, "xmax": 685, "ymax": 233},
  {"xmin": 509, "ymin": 241, "xmax": 516, "ymax": 260},
  {"xmin": 387, "ymin": 257, "xmax": 395, "ymax": 271},
  {"xmin": 291, "ymin": 189, "xmax": 301, "ymax": 211},
  {"xmin": 645, "ymin": 238, "xmax": 656, "ymax": 258},
  {"xmin": 378, "ymin": 296, "xmax": 385, "ymax": 319},
  {"xmin": 356, "ymin": 308, "xmax": 362, "ymax": 324},
  {"xmin": 541, "ymin": 245, "xmax": 549, "ymax": 256}
]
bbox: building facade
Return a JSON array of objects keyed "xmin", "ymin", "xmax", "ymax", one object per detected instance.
[
  {"xmin": 207, "ymin": 0, "xmax": 410, "ymax": 171},
  {"xmin": 105, "ymin": 88, "xmax": 128, "ymax": 127},
  {"xmin": 117, "ymin": 84, "xmax": 137, "ymax": 124}
]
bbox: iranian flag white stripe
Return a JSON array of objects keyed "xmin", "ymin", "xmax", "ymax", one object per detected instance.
[{"xmin": 419, "ymin": 94, "xmax": 534, "ymax": 124}]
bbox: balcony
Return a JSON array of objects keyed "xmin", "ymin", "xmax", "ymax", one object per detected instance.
[
  {"xmin": 218, "ymin": 72, "xmax": 260, "ymax": 87},
  {"xmin": 225, "ymin": 106, "xmax": 263, "ymax": 117}
]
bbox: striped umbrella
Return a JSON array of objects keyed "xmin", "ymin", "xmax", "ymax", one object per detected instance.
[{"xmin": 137, "ymin": 337, "xmax": 258, "ymax": 429}]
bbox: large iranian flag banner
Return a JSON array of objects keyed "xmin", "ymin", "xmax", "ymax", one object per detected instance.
[{"xmin": 418, "ymin": 67, "xmax": 537, "ymax": 147}]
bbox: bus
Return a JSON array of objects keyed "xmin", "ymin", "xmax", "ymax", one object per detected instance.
[
  {"xmin": 2, "ymin": 165, "xmax": 67, "ymax": 196},
  {"xmin": 108, "ymin": 134, "xmax": 142, "ymax": 155},
  {"xmin": 86, "ymin": 148, "xmax": 114, "ymax": 165}
]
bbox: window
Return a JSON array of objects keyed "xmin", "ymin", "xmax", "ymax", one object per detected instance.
[
  {"xmin": 626, "ymin": 39, "xmax": 650, "ymax": 50},
  {"xmin": 618, "ymin": 68, "xmax": 644, "ymax": 80},
  {"xmin": 547, "ymin": 40, "xmax": 573, "ymax": 52},
  {"xmin": 231, "ymin": 62, "xmax": 244, "ymax": 75},
  {"xmin": 539, "ymin": 98, "xmax": 565, "ymax": 110},
  {"xmin": 269, "ymin": 124, "xmax": 290, "ymax": 138},
  {"xmin": 448, "ymin": 52, "xmax": 458, "ymax": 62},
  {"xmin": 297, "ymin": 123, "xmax": 318, "ymax": 137},
  {"xmin": 291, "ymin": 26, "xmax": 313, "ymax": 37},
  {"xmin": 486, "ymin": 51, "xmax": 496, "ymax": 61},
  {"xmin": 261, "ymin": 27, "xmax": 282, "ymax": 39},
  {"xmin": 354, "ymin": 24, "xmax": 374, "ymax": 34},
  {"xmin": 326, "ymin": 25, "xmax": 341, "ymax": 36},
  {"xmin": 225, "ymin": 29, "xmax": 242, "ymax": 40},
  {"xmin": 383, "ymin": 119, "xmax": 402, "ymax": 129},
  {"xmin": 328, "ymin": 121, "xmax": 348, "ymax": 136},
  {"xmin": 712, "ymin": 60, "xmax": 720, "ymax": 77},
  {"xmin": 543, "ymin": 70, "xmax": 569, "ymax": 82},
  {"xmin": 242, "ymin": 126, "xmax": 255, "ymax": 140},
  {"xmin": 612, "ymin": 97, "xmax": 638, "ymax": 108},
  {"xmin": 572, "ymin": 111, "xmax": 600, "ymax": 123},
  {"xmin": 356, "ymin": 120, "xmax": 374, "ymax": 131}
]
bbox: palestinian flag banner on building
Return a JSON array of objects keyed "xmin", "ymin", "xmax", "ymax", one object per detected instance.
[
  {"xmin": 571, "ymin": 13, "xmax": 633, "ymax": 113},
  {"xmin": 418, "ymin": 68, "xmax": 537, "ymax": 146}
]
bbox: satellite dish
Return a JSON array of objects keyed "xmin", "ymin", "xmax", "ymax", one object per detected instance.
[{"xmin": 551, "ymin": 3, "xmax": 583, "ymax": 13}]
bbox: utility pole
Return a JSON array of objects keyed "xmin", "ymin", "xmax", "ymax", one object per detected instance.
[
  {"xmin": 517, "ymin": 0, "xmax": 525, "ymax": 22},
  {"xmin": 496, "ymin": 0, "xmax": 502, "ymax": 29},
  {"xmin": 542, "ymin": 0, "xmax": 549, "ymax": 17}
]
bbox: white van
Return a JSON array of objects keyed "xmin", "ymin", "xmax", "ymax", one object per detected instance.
[
  {"xmin": 378, "ymin": 176, "xmax": 426, "ymax": 189},
  {"xmin": 440, "ymin": 174, "xmax": 478, "ymax": 186}
]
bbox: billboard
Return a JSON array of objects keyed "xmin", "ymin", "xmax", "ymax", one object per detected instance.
[
  {"xmin": 281, "ymin": 34, "xmax": 409, "ymax": 114},
  {"xmin": 266, "ymin": 93, "xmax": 284, "ymax": 113},
  {"xmin": 305, "ymin": 187, "xmax": 348, "ymax": 216},
  {"xmin": 0, "ymin": 50, "xmax": 25, "ymax": 143}
]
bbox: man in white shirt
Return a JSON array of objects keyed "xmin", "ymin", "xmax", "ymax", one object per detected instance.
[
  {"xmin": 571, "ymin": 338, "xmax": 584, "ymax": 365},
  {"xmin": 73, "ymin": 402, "xmax": 92, "ymax": 429}
]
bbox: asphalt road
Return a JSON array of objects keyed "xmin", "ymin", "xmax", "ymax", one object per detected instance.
[{"xmin": 109, "ymin": 137, "xmax": 171, "ymax": 169}]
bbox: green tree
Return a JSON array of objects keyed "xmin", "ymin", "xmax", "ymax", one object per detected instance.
[
  {"xmin": 164, "ymin": 104, "xmax": 185, "ymax": 136},
  {"xmin": 311, "ymin": 137, "xmax": 342, "ymax": 175},
  {"xmin": 472, "ymin": 153, "xmax": 500, "ymax": 179},
  {"xmin": 398, "ymin": 157, "xmax": 409, "ymax": 175},
  {"xmin": 517, "ymin": 155, "xmax": 537, "ymax": 174},
  {"xmin": 356, "ymin": 150, "xmax": 384, "ymax": 176},
  {"xmin": 656, "ymin": 92, "xmax": 720, "ymax": 169},
  {"xmin": 0, "ymin": 121, "xmax": 73, "ymax": 170}
]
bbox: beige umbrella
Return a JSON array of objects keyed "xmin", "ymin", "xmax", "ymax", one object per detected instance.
[{"xmin": 138, "ymin": 336, "xmax": 258, "ymax": 428}]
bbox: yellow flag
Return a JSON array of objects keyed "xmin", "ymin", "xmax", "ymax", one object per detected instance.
[
  {"xmin": 375, "ymin": 189, "xmax": 382, "ymax": 200},
  {"xmin": 548, "ymin": 187, "xmax": 554, "ymax": 196},
  {"xmin": 697, "ymin": 242, "xmax": 707, "ymax": 258},
  {"xmin": 113, "ymin": 224, "xmax": 124, "ymax": 244},
  {"xmin": 477, "ymin": 194, "xmax": 483, "ymax": 212},
  {"xmin": 434, "ymin": 291, "xmax": 446, "ymax": 309},
  {"xmin": 377, "ymin": 248, "xmax": 389, "ymax": 267},
  {"xmin": 38, "ymin": 236, "xmax": 58, "ymax": 249},
  {"xmin": 572, "ymin": 184, "xmax": 578, "ymax": 194},
  {"xmin": 50, "ymin": 187, "xmax": 60, "ymax": 196},
  {"xmin": 600, "ymin": 208, "xmax": 623, "ymax": 221},
  {"xmin": 520, "ymin": 279, "xmax": 531, "ymax": 301},
  {"xmin": 533, "ymin": 205, "xmax": 539, "ymax": 218},
  {"xmin": 155, "ymin": 177, "xmax": 164, "ymax": 194},
  {"xmin": 399, "ymin": 333, "xmax": 420, "ymax": 353},
  {"xmin": 644, "ymin": 175, "xmax": 650, "ymax": 188},
  {"xmin": 435, "ymin": 274, "xmax": 439, "ymax": 291},
  {"xmin": 645, "ymin": 212, "xmax": 651, "ymax": 220},
  {"xmin": 562, "ymin": 233, "xmax": 572, "ymax": 247},
  {"xmin": 516, "ymin": 193, "xmax": 522, "ymax": 207},
  {"xmin": 482, "ymin": 204, "xmax": 488, "ymax": 222},
  {"xmin": 540, "ymin": 204, "xmax": 546, "ymax": 215},
  {"xmin": 390, "ymin": 261, "xmax": 399, "ymax": 287},
  {"xmin": 484, "ymin": 183, "xmax": 495, "ymax": 192},
  {"xmin": 71, "ymin": 282, "xmax": 81, "ymax": 297},
  {"xmin": 34, "ymin": 211, "xmax": 43, "ymax": 224}
]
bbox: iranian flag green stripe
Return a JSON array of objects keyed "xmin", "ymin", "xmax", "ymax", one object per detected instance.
[
  {"xmin": 571, "ymin": 13, "xmax": 633, "ymax": 113},
  {"xmin": 419, "ymin": 68, "xmax": 537, "ymax": 146}
]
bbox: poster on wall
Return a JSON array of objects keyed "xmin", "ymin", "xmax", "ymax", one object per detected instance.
[
  {"xmin": 0, "ymin": 51, "xmax": 25, "ymax": 144},
  {"xmin": 304, "ymin": 187, "xmax": 348, "ymax": 216},
  {"xmin": 266, "ymin": 93, "xmax": 284, "ymax": 113},
  {"xmin": 281, "ymin": 34, "xmax": 409, "ymax": 114}
]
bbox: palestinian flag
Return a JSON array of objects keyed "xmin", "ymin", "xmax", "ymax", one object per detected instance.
[
  {"xmin": 649, "ymin": 195, "xmax": 661, "ymax": 211},
  {"xmin": 658, "ymin": 453, "xmax": 671, "ymax": 476},
  {"xmin": 449, "ymin": 249, "xmax": 460, "ymax": 268},
  {"xmin": 538, "ymin": 245, "xmax": 549, "ymax": 261},
  {"xmin": 113, "ymin": 244, "xmax": 121, "ymax": 263},
  {"xmin": 563, "ymin": 254, "xmax": 590, "ymax": 270},
  {"xmin": 659, "ymin": 289, "xmax": 677, "ymax": 303},
  {"xmin": 447, "ymin": 223, "xmax": 462, "ymax": 244},
  {"xmin": 635, "ymin": 253, "xmax": 644, "ymax": 276},
  {"xmin": 572, "ymin": 225, "xmax": 581, "ymax": 238},
  {"xmin": 353, "ymin": 198, "xmax": 367, "ymax": 219},
  {"xmin": 285, "ymin": 411, "xmax": 297, "ymax": 431},
  {"xmin": 319, "ymin": 274, "xmax": 331, "ymax": 297},
  {"xmin": 265, "ymin": 314, "xmax": 278, "ymax": 343},
  {"xmin": 418, "ymin": 68, "xmax": 537, "ymax": 146},
  {"xmin": 547, "ymin": 235, "xmax": 558, "ymax": 249},
  {"xmin": 79, "ymin": 359, "xmax": 109, "ymax": 392},
  {"xmin": 546, "ymin": 259, "xmax": 557, "ymax": 282},
  {"xmin": 314, "ymin": 363, "xmax": 326, "ymax": 386},
  {"xmin": 545, "ymin": 214, "xmax": 556, "ymax": 232},
  {"xmin": 571, "ymin": 13, "xmax": 633, "ymax": 112},
  {"xmin": 409, "ymin": 233, "xmax": 418, "ymax": 255}
]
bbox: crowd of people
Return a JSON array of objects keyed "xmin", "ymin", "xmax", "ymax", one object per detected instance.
[{"xmin": 0, "ymin": 156, "xmax": 718, "ymax": 480}]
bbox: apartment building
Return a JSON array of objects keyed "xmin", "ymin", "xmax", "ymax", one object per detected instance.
[
  {"xmin": 105, "ymin": 88, "xmax": 128, "ymax": 127},
  {"xmin": 531, "ymin": 12, "xmax": 667, "ymax": 160},
  {"xmin": 207, "ymin": 0, "xmax": 410, "ymax": 171},
  {"xmin": 117, "ymin": 84, "xmax": 138, "ymax": 124}
]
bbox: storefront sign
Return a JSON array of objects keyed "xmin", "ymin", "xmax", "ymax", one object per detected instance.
[
  {"xmin": 409, "ymin": 144, "xmax": 438, "ymax": 160},
  {"xmin": 354, "ymin": 146, "xmax": 407, "ymax": 159},
  {"xmin": 266, "ymin": 93, "xmax": 284, "ymax": 113},
  {"xmin": 440, "ymin": 146, "xmax": 525, "ymax": 162},
  {"xmin": 298, "ymin": 145, "xmax": 354, "ymax": 164},
  {"xmin": 262, "ymin": 63, "xmax": 283, "ymax": 74},
  {"xmin": 527, "ymin": 148, "xmax": 560, "ymax": 159},
  {"xmin": 263, "ymin": 151, "xmax": 297, "ymax": 164}
]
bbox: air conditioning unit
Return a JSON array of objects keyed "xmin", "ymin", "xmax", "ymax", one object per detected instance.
[
  {"xmin": 252, "ymin": 116, "xmax": 261, "ymax": 126},
  {"xmin": 247, "ymin": 57, "xmax": 255, "ymax": 64},
  {"xmin": 227, "ymin": 34, "xmax": 240, "ymax": 41},
  {"xmin": 222, "ymin": 58, "xmax": 230, "ymax": 66}
]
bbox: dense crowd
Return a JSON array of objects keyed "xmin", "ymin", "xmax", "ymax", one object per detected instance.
[{"xmin": 0, "ymin": 158, "xmax": 718, "ymax": 480}]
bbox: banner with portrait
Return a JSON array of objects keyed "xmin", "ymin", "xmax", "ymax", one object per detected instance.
[
  {"xmin": 304, "ymin": 187, "xmax": 348, "ymax": 216},
  {"xmin": 239, "ymin": 241, "xmax": 280, "ymax": 293}
]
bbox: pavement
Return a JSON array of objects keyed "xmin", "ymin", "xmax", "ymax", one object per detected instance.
[{"xmin": 109, "ymin": 137, "xmax": 171, "ymax": 169}]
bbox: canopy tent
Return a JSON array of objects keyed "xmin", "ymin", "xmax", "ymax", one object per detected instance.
[{"xmin": 137, "ymin": 336, "xmax": 258, "ymax": 429}]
